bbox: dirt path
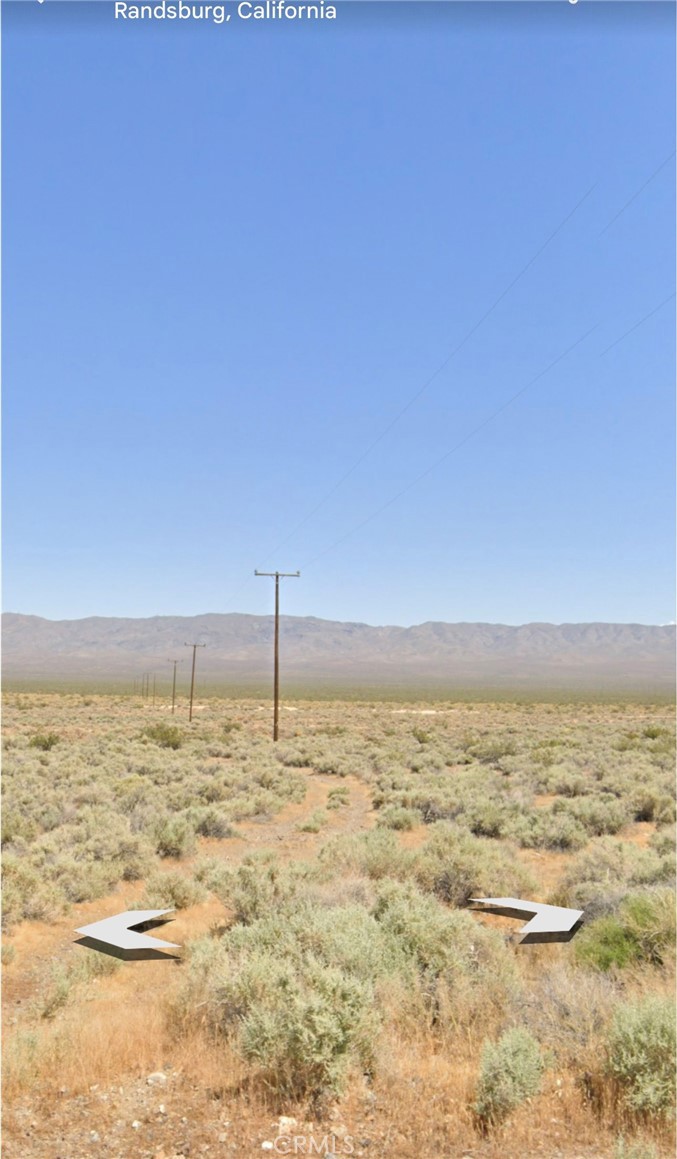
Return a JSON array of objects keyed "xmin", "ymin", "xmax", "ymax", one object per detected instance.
[{"xmin": 2, "ymin": 770, "xmax": 375, "ymax": 1014}]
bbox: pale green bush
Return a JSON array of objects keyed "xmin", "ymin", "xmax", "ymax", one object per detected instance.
[
  {"xmin": 413, "ymin": 823, "xmax": 536, "ymax": 907},
  {"xmin": 376, "ymin": 805, "xmax": 421, "ymax": 831},
  {"xmin": 140, "ymin": 868, "xmax": 206, "ymax": 910},
  {"xmin": 153, "ymin": 815, "xmax": 197, "ymax": 859},
  {"xmin": 473, "ymin": 1027, "xmax": 544, "ymax": 1129},
  {"xmin": 319, "ymin": 829, "xmax": 413, "ymax": 882},
  {"xmin": 605, "ymin": 996, "xmax": 676, "ymax": 1118},
  {"xmin": 552, "ymin": 838, "xmax": 675, "ymax": 916}
]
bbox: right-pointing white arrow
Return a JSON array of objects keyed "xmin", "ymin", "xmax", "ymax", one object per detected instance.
[
  {"xmin": 470, "ymin": 897, "xmax": 584, "ymax": 944},
  {"xmin": 75, "ymin": 910, "xmax": 180, "ymax": 960}
]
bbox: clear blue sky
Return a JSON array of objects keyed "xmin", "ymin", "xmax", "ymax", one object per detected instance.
[{"xmin": 3, "ymin": 1, "xmax": 675, "ymax": 627}]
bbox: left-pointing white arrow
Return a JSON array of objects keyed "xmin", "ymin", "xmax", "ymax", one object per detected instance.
[
  {"xmin": 470, "ymin": 897, "xmax": 584, "ymax": 944},
  {"xmin": 75, "ymin": 910, "xmax": 180, "ymax": 960}
]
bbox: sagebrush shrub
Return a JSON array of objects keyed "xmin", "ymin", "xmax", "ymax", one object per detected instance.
[
  {"xmin": 28, "ymin": 733, "xmax": 60, "ymax": 751},
  {"xmin": 174, "ymin": 914, "xmax": 381, "ymax": 1100},
  {"xmin": 605, "ymin": 996, "xmax": 676, "ymax": 1118},
  {"xmin": 142, "ymin": 722, "xmax": 183, "ymax": 749},
  {"xmin": 473, "ymin": 1027, "xmax": 544, "ymax": 1129},
  {"xmin": 140, "ymin": 868, "xmax": 206, "ymax": 910},
  {"xmin": 376, "ymin": 805, "xmax": 421, "ymax": 831},
  {"xmin": 153, "ymin": 815, "xmax": 197, "ymax": 859},
  {"xmin": 413, "ymin": 823, "xmax": 536, "ymax": 907}
]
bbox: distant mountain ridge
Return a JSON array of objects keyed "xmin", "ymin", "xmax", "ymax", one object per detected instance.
[{"xmin": 2, "ymin": 613, "xmax": 674, "ymax": 693}]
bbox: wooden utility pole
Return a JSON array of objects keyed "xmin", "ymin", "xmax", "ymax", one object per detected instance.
[
  {"xmin": 169, "ymin": 659, "xmax": 179, "ymax": 715},
  {"xmin": 184, "ymin": 643, "xmax": 206, "ymax": 722},
  {"xmin": 254, "ymin": 570, "xmax": 300, "ymax": 740},
  {"xmin": 152, "ymin": 674, "xmax": 156, "ymax": 707}
]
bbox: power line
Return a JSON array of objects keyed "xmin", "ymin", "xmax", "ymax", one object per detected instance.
[
  {"xmin": 254, "ymin": 570, "xmax": 300, "ymax": 741},
  {"xmin": 184, "ymin": 643, "xmax": 206, "ymax": 722},
  {"xmin": 253, "ymin": 183, "xmax": 597, "ymax": 567},
  {"xmin": 169, "ymin": 659, "xmax": 180, "ymax": 715},
  {"xmin": 218, "ymin": 184, "xmax": 596, "ymax": 616},
  {"xmin": 597, "ymin": 292, "xmax": 675, "ymax": 357},
  {"xmin": 599, "ymin": 150, "xmax": 675, "ymax": 237},
  {"xmin": 302, "ymin": 322, "xmax": 599, "ymax": 568},
  {"xmin": 301, "ymin": 285, "xmax": 672, "ymax": 569},
  {"xmin": 229, "ymin": 158, "xmax": 669, "ymax": 600},
  {"xmin": 249, "ymin": 159, "xmax": 671, "ymax": 577}
]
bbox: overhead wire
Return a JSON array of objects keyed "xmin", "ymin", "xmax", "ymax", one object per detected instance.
[
  {"xmin": 301, "ymin": 322, "xmax": 599, "ymax": 569},
  {"xmin": 223, "ymin": 153, "xmax": 673, "ymax": 603},
  {"xmin": 220, "ymin": 182, "xmax": 597, "ymax": 609},
  {"xmin": 599, "ymin": 150, "xmax": 675, "ymax": 237},
  {"xmin": 252, "ymin": 182, "xmax": 597, "ymax": 567},
  {"xmin": 300, "ymin": 290, "xmax": 674, "ymax": 569},
  {"xmin": 597, "ymin": 292, "xmax": 675, "ymax": 357}
]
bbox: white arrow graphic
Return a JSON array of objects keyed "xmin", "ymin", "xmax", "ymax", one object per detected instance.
[
  {"xmin": 470, "ymin": 897, "xmax": 584, "ymax": 944},
  {"xmin": 75, "ymin": 910, "xmax": 180, "ymax": 961}
]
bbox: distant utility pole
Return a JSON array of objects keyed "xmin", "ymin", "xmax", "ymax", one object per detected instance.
[
  {"xmin": 184, "ymin": 643, "xmax": 206, "ymax": 722},
  {"xmin": 152, "ymin": 675, "xmax": 156, "ymax": 707},
  {"xmin": 169, "ymin": 659, "xmax": 179, "ymax": 715},
  {"xmin": 255, "ymin": 569, "xmax": 300, "ymax": 741}
]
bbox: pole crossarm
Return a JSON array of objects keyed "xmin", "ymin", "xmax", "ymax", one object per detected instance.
[{"xmin": 254, "ymin": 571, "xmax": 301, "ymax": 578}]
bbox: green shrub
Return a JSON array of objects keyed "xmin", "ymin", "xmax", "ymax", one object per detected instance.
[
  {"xmin": 175, "ymin": 908, "xmax": 381, "ymax": 1100},
  {"xmin": 153, "ymin": 815, "xmax": 197, "ymax": 859},
  {"xmin": 140, "ymin": 869, "xmax": 206, "ymax": 910},
  {"xmin": 1, "ymin": 942, "xmax": 16, "ymax": 965},
  {"xmin": 298, "ymin": 810, "xmax": 328, "ymax": 834},
  {"xmin": 319, "ymin": 829, "xmax": 413, "ymax": 882},
  {"xmin": 142, "ymin": 723, "xmax": 183, "ymax": 749},
  {"xmin": 1, "ymin": 857, "xmax": 67, "ymax": 928},
  {"xmin": 552, "ymin": 838, "xmax": 674, "ymax": 915},
  {"xmin": 224, "ymin": 857, "xmax": 309, "ymax": 925},
  {"xmin": 648, "ymin": 825, "xmax": 676, "ymax": 858},
  {"xmin": 605, "ymin": 996, "xmax": 675, "ymax": 1117},
  {"xmin": 237, "ymin": 955, "xmax": 375, "ymax": 1098},
  {"xmin": 1, "ymin": 809, "xmax": 38, "ymax": 846},
  {"xmin": 372, "ymin": 880, "xmax": 518, "ymax": 1026},
  {"xmin": 474, "ymin": 1027, "xmax": 544, "ymax": 1129},
  {"xmin": 187, "ymin": 806, "xmax": 235, "ymax": 839},
  {"xmin": 557, "ymin": 795, "xmax": 630, "ymax": 837},
  {"xmin": 574, "ymin": 915, "xmax": 639, "ymax": 972},
  {"xmin": 28, "ymin": 733, "xmax": 60, "ymax": 751},
  {"xmin": 413, "ymin": 823, "xmax": 536, "ymax": 907},
  {"xmin": 463, "ymin": 735, "xmax": 517, "ymax": 764},
  {"xmin": 326, "ymin": 787, "xmax": 350, "ymax": 810},
  {"xmin": 376, "ymin": 806, "xmax": 421, "ymax": 831}
]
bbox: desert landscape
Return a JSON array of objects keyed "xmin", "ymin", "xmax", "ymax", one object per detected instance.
[{"xmin": 2, "ymin": 690, "xmax": 675, "ymax": 1159}]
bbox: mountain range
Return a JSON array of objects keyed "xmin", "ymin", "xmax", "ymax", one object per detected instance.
[{"xmin": 2, "ymin": 613, "xmax": 674, "ymax": 694}]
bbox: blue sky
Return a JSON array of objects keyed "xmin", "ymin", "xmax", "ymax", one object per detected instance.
[{"xmin": 3, "ymin": 1, "xmax": 675, "ymax": 626}]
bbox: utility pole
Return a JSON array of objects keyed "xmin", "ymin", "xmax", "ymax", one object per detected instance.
[
  {"xmin": 184, "ymin": 643, "xmax": 206, "ymax": 722},
  {"xmin": 169, "ymin": 659, "xmax": 179, "ymax": 715},
  {"xmin": 255, "ymin": 570, "xmax": 300, "ymax": 740},
  {"xmin": 152, "ymin": 674, "xmax": 156, "ymax": 707}
]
